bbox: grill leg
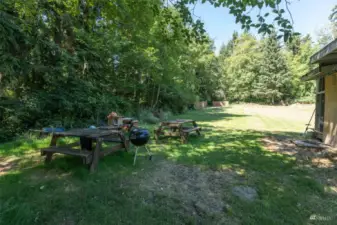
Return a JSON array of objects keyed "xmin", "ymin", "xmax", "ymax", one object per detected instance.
[
  {"xmin": 145, "ymin": 145, "xmax": 153, "ymax": 160},
  {"xmin": 133, "ymin": 147, "xmax": 139, "ymax": 166},
  {"xmin": 133, "ymin": 145, "xmax": 152, "ymax": 165}
]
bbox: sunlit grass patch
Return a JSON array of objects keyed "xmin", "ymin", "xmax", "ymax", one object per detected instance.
[{"xmin": 1, "ymin": 104, "xmax": 336, "ymax": 225}]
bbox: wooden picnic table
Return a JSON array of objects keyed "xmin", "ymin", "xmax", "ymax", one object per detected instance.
[
  {"xmin": 40, "ymin": 128, "xmax": 128, "ymax": 172},
  {"xmin": 154, "ymin": 119, "xmax": 201, "ymax": 143}
]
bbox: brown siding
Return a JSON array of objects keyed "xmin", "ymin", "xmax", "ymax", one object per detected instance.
[{"xmin": 323, "ymin": 73, "xmax": 337, "ymax": 147}]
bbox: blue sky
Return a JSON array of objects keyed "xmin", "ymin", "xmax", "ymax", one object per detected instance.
[{"xmin": 192, "ymin": 0, "xmax": 336, "ymax": 53}]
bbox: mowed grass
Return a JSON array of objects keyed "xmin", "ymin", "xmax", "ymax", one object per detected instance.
[{"xmin": 1, "ymin": 104, "xmax": 336, "ymax": 225}]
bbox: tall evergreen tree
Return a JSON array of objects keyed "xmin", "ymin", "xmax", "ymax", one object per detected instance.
[
  {"xmin": 285, "ymin": 35, "xmax": 317, "ymax": 101},
  {"xmin": 253, "ymin": 32, "xmax": 292, "ymax": 104},
  {"xmin": 219, "ymin": 31, "xmax": 238, "ymax": 58},
  {"xmin": 223, "ymin": 33, "xmax": 261, "ymax": 102},
  {"xmin": 329, "ymin": 5, "xmax": 337, "ymax": 28}
]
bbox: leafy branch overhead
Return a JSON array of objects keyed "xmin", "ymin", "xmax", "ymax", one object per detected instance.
[
  {"xmin": 329, "ymin": 5, "xmax": 337, "ymax": 23},
  {"xmin": 168, "ymin": 0, "xmax": 299, "ymax": 42}
]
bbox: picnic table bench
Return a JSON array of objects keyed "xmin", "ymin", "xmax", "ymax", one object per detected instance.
[
  {"xmin": 154, "ymin": 119, "xmax": 201, "ymax": 143},
  {"xmin": 41, "ymin": 128, "xmax": 128, "ymax": 172}
]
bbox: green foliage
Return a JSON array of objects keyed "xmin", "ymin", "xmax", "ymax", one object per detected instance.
[
  {"xmin": 222, "ymin": 33, "xmax": 262, "ymax": 102},
  {"xmin": 0, "ymin": 1, "xmax": 218, "ymax": 141},
  {"xmin": 329, "ymin": 4, "xmax": 337, "ymax": 24},
  {"xmin": 139, "ymin": 109, "xmax": 160, "ymax": 124},
  {"xmin": 253, "ymin": 32, "xmax": 293, "ymax": 104},
  {"xmin": 0, "ymin": 0, "xmax": 305, "ymax": 141},
  {"xmin": 219, "ymin": 31, "xmax": 238, "ymax": 58},
  {"xmin": 1, "ymin": 106, "xmax": 334, "ymax": 225},
  {"xmin": 220, "ymin": 31, "xmax": 317, "ymax": 105},
  {"xmin": 316, "ymin": 25, "xmax": 337, "ymax": 48},
  {"xmin": 295, "ymin": 95, "xmax": 315, "ymax": 104},
  {"xmin": 180, "ymin": 0, "xmax": 297, "ymax": 41},
  {"xmin": 285, "ymin": 35, "xmax": 317, "ymax": 100},
  {"xmin": 316, "ymin": 4, "xmax": 337, "ymax": 48},
  {"xmin": 212, "ymin": 89, "xmax": 226, "ymax": 101}
]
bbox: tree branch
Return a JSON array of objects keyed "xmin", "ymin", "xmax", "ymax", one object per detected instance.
[
  {"xmin": 192, "ymin": 3, "xmax": 201, "ymax": 20},
  {"xmin": 285, "ymin": 0, "xmax": 294, "ymax": 25}
]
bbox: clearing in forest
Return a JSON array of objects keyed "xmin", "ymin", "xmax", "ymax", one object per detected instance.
[{"xmin": 1, "ymin": 104, "xmax": 337, "ymax": 225}]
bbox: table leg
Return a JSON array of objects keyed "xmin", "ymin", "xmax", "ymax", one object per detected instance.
[
  {"xmin": 119, "ymin": 132, "xmax": 128, "ymax": 151},
  {"xmin": 193, "ymin": 121, "xmax": 201, "ymax": 136},
  {"xmin": 45, "ymin": 152, "xmax": 53, "ymax": 163},
  {"xmin": 180, "ymin": 132, "xmax": 187, "ymax": 143},
  {"xmin": 50, "ymin": 134, "xmax": 59, "ymax": 146},
  {"xmin": 90, "ymin": 138, "xmax": 102, "ymax": 172},
  {"xmin": 45, "ymin": 134, "xmax": 59, "ymax": 163},
  {"xmin": 154, "ymin": 126, "xmax": 162, "ymax": 141},
  {"xmin": 179, "ymin": 125, "xmax": 187, "ymax": 143}
]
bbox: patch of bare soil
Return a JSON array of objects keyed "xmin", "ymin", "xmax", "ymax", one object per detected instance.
[
  {"xmin": 261, "ymin": 136, "xmax": 299, "ymax": 156},
  {"xmin": 261, "ymin": 136, "xmax": 337, "ymax": 166},
  {"xmin": 0, "ymin": 153, "xmax": 42, "ymax": 175},
  {"xmin": 0, "ymin": 157, "xmax": 21, "ymax": 175},
  {"xmin": 261, "ymin": 136, "xmax": 337, "ymax": 194},
  {"xmin": 138, "ymin": 160, "xmax": 240, "ymax": 224}
]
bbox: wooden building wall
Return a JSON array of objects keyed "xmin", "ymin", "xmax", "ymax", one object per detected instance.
[{"xmin": 323, "ymin": 72, "xmax": 337, "ymax": 147}]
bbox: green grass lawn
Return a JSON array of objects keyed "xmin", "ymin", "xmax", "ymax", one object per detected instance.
[{"xmin": 1, "ymin": 104, "xmax": 336, "ymax": 225}]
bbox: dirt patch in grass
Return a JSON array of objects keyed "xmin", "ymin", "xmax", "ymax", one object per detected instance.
[
  {"xmin": 138, "ymin": 160, "xmax": 240, "ymax": 224},
  {"xmin": 261, "ymin": 135, "xmax": 337, "ymax": 195},
  {"xmin": 0, "ymin": 157, "xmax": 21, "ymax": 174},
  {"xmin": 0, "ymin": 153, "xmax": 42, "ymax": 175},
  {"xmin": 261, "ymin": 136, "xmax": 337, "ymax": 164},
  {"xmin": 261, "ymin": 136, "xmax": 299, "ymax": 156}
]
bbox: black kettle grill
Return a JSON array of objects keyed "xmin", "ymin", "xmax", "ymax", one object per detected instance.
[
  {"xmin": 129, "ymin": 128, "xmax": 152, "ymax": 165},
  {"xmin": 129, "ymin": 128, "xmax": 150, "ymax": 146}
]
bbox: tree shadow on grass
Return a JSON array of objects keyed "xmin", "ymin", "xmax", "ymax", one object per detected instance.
[
  {"xmin": 0, "ymin": 148, "xmax": 170, "ymax": 225},
  {"xmin": 1, "ymin": 127, "xmax": 336, "ymax": 225},
  {"xmin": 0, "ymin": 136, "xmax": 77, "ymax": 158},
  {"xmin": 151, "ymin": 127, "xmax": 337, "ymax": 225},
  {"xmin": 1, "ymin": 107, "xmax": 336, "ymax": 225},
  {"xmin": 157, "ymin": 129, "xmax": 298, "ymax": 172}
]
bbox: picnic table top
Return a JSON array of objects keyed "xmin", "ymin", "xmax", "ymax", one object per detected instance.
[
  {"xmin": 98, "ymin": 125, "xmax": 120, "ymax": 130},
  {"xmin": 53, "ymin": 128, "xmax": 121, "ymax": 138}
]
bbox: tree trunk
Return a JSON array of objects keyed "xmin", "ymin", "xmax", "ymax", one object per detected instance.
[
  {"xmin": 152, "ymin": 85, "xmax": 160, "ymax": 109},
  {"xmin": 135, "ymin": 71, "xmax": 142, "ymax": 117},
  {"xmin": 150, "ymin": 84, "xmax": 156, "ymax": 107}
]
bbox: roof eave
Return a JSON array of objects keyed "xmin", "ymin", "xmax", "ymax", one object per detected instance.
[
  {"xmin": 310, "ymin": 39, "xmax": 337, "ymax": 64},
  {"xmin": 301, "ymin": 67, "xmax": 320, "ymax": 81}
]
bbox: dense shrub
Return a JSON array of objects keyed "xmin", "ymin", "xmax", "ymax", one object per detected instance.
[
  {"xmin": 139, "ymin": 109, "xmax": 160, "ymax": 124},
  {"xmin": 0, "ymin": 2, "xmax": 220, "ymax": 142}
]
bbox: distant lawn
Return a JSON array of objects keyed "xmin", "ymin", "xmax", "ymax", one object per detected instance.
[{"xmin": 1, "ymin": 104, "xmax": 336, "ymax": 225}]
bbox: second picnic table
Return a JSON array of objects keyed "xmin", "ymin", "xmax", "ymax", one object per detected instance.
[
  {"xmin": 40, "ymin": 128, "xmax": 128, "ymax": 172},
  {"xmin": 154, "ymin": 119, "xmax": 201, "ymax": 143}
]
